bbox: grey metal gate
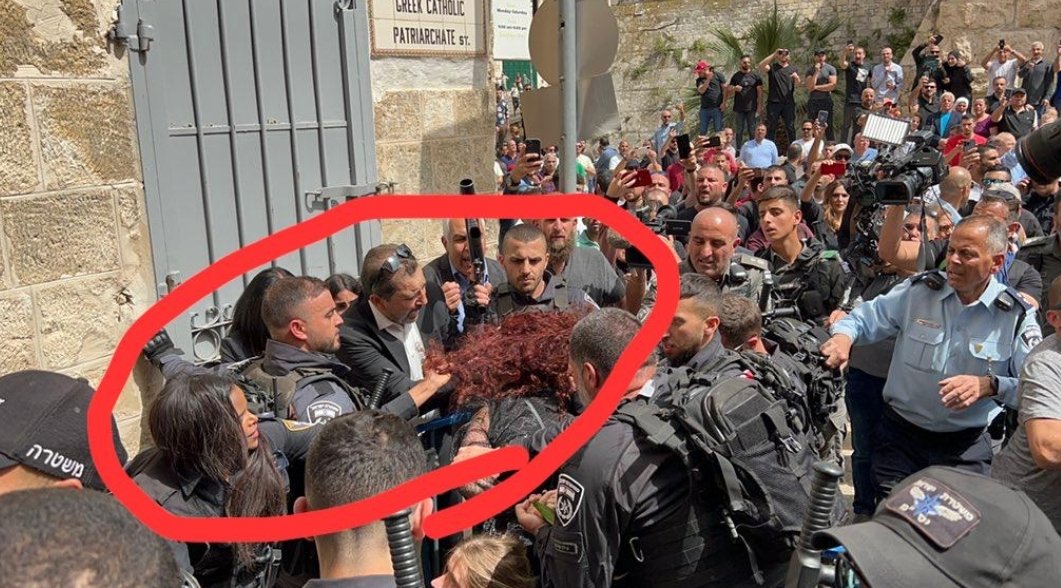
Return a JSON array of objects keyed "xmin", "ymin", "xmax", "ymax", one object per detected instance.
[{"xmin": 117, "ymin": 0, "xmax": 383, "ymax": 362}]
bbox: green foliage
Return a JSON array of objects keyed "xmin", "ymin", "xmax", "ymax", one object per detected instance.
[
  {"xmin": 629, "ymin": 63, "xmax": 650, "ymax": 80},
  {"xmin": 689, "ymin": 38, "xmax": 709, "ymax": 54},
  {"xmin": 887, "ymin": 7, "xmax": 907, "ymax": 28}
]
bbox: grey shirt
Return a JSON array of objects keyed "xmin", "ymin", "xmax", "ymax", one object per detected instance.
[
  {"xmin": 807, "ymin": 63, "xmax": 838, "ymax": 100},
  {"xmin": 559, "ymin": 246, "xmax": 625, "ymax": 307},
  {"xmin": 993, "ymin": 334, "xmax": 1061, "ymax": 532}
]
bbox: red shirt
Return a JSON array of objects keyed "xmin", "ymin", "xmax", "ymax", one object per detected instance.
[{"xmin": 943, "ymin": 133, "xmax": 986, "ymax": 165}]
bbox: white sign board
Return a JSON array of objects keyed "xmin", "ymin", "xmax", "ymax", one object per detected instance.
[
  {"xmin": 370, "ymin": 0, "xmax": 486, "ymax": 56},
  {"xmin": 492, "ymin": 0, "xmax": 533, "ymax": 60}
]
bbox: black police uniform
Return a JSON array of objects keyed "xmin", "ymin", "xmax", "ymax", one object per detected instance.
[
  {"xmin": 127, "ymin": 417, "xmax": 318, "ymax": 588},
  {"xmin": 757, "ymin": 239, "xmax": 850, "ymax": 323},
  {"xmin": 258, "ymin": 340, "xmax": 415, "ymax": 423},
  {"xmin": 492, "ymin": 272, "xmax": 595, "ymax": 318},
  {"xmin": 651, "ymin": 336, "xmax": 731, "ymax": 408},
  {"xmin": 534, "ymin": 396, "xmax": 785, "ymax": 588},
  {"xmin": 1018, "ymin": 234, "xmax": 1061, "ymax": 325}
]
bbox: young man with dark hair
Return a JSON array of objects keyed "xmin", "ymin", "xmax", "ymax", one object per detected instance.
[
  {"xmin": 0, "ymin": 488, "xmax": 181, "ymax": 587},
  {"xmin": 755, "ymin": 186, "xmax": 850, "ymax": 323},
  {"xmin": 494, "ymin": 223, "xmax": 594, "ymax": 316},
  {"xmin": 759, "ymin": 48, "xmax": 800, "ymax": 147},
  {"xmin": 296, "ymin": 410, "xmax": 432, "ymax": 586}
]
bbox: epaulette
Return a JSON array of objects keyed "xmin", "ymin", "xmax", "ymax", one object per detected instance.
[
  {"xmin": 911, "ymin": 269, "xmax": 946, "ymax": 290},
  {"xmin": 1021, "ymin": 235, "xmax": 1052, "ymax": 249},
  {"xmin": 734, "ymin": 253, "xmax": 769, "ymax": 270},
  {"xmin": 994, "ymin": 286, "xmax": 1033, "ymax": 314}
]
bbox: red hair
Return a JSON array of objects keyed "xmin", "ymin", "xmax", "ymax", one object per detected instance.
[{"xmin": 424, "ymin": 310, "xmax": 587, "ymax": 410}]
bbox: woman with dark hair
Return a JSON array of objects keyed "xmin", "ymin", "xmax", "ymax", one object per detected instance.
[
  {"xmin": 425, "ymin": 310, "xmax": 585, "ymax": 535},
  {"xmin": 222, "ymin": 267, "xmax": 295, "ymax": 363},
  {"xmin": 324, "ymin": 273, "xmax": 362, "ymax": 316},
  {"xmin": 128, "ymin": 373, "xmax": 288, "ymax": 588}
]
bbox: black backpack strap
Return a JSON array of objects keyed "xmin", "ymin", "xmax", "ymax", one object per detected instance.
[{"xmin": 614, "ymin": 402, "xmax": 689, "ymax": 465}]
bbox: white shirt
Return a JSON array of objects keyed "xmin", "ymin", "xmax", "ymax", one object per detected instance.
[
  {"xmin": 986, "ymin": 58, "xmax": 1019, "ymax": 88},
  {"xmin": 369, "ymin": 302, "xmax": 425, "ymax": 380}
]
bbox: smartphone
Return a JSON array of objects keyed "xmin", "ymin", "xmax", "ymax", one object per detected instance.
[
  {"xmin": 676, "ymin": 133, "xmax": 692, "ymax": 159},
  {"xmin": 533, "ymin": 502, "xmax": 556, "ymax": 526},
  {"xmin": 705, "ymin": 135, "xmax": 722, "ymax": 148},
  {"xmin": 999, "ymin": 39, "xmax": 1006, "ymax": 50},
  {"xmin": 964, "ymin": 139, "xmax": 976, "ymax": 150},
  {"xmin": 821, "ymin": 162, "xmax": 847, "ymax": 176},
  {"xmin": 817, "ymin": 110, "xmax": 829, "ymax": 125},
  {"xmin": 525, "ymin": 138, "xmax": 542, "ymax": 156},
  {"xmin": 932, "ymin": 34, "xmax": 944, "ymax": 44},
  {"xmin": 633, "ymin": 168, "xmax": 654, "ymax": 188}
]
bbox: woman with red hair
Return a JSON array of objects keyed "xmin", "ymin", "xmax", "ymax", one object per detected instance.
[{"xmin": 425, "ymin": 310, "xmax": 587, "ymax": 534}]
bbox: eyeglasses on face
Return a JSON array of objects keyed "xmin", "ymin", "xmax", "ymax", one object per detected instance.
[{"xmin": 982, "ymin": 178, "xmax": 1007, "ymax": 186}]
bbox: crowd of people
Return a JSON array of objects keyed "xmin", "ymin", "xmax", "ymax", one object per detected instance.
[{"xmin": 5, "ymin": 33, "xmax": 1061, "ymax": 588}]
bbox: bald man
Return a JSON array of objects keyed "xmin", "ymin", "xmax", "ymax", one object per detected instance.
[
  {"xmin": 937, "ymin": 165, "xmax": 973, "ymax": 222},
  {"xmin": 638, "ymin": 206, "xmax": 769, "ymax": 320}
]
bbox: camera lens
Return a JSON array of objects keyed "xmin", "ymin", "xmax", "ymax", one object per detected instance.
[{"xmin": 1017, "ymin": 121, "xmax": 1061, "ymax": 184}]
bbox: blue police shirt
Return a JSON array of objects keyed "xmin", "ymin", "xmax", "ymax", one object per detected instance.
[{"xmin": 832, "ymin": 274, "xmax": 1041, "ymax": 432}]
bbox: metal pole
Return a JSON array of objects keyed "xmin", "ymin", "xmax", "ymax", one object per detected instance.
[{"xmin": 559, "ymin": 0, "xmax": 578, "ymax": 193}]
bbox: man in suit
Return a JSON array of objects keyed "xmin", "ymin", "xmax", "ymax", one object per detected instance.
[
  {"xmin": 926, "ymin": 91, "xmax": 961, "ymax": 144},
  {"xmin": 337, "ymin": 243, "xmax": 454, "ymax": 413},
  {"xmin": 423, "ymin": 218, "xmax": 504, "ymax": 332}
]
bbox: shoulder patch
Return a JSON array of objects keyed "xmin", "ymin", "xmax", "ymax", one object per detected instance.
[
  {"xmin": 305, "ymin": 400, "xmax": 343, "ymax": 425},
  {"xmin": 556, "ymin": 473, "xmax": 586, "ymax": 528},
  {"xmin": 1022, "ymin": 324, "xmax": 1044, "ymax": 348},
  {"xmin": 281, "ymin": 419, "xmax": 316, "ymax": 432},
  {"xmin": 1021, "ymin": 235, "xmax": 1051, "ymax": 249},
  {"xmin": 884, "ymin": 477, "xmax": 980, "ymax": 549},
  {"xmin": 735, "ymin": 253, "xmax": 769, "ymax": 270}
]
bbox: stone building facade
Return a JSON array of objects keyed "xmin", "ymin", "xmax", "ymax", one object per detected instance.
[{"xmin": 0, "ymin": 0, "xmax": 495, "ymax": 453}]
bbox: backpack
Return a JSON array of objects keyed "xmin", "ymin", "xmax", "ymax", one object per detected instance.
[
  {"xmin": 226, "ymin": 357, "xmax": 365, "ymax": 419},
  {"xmin": 616, "ymin": 351, "xmax": 845, "ymax": 583},
  {"xmin": 762, "ymin": 317, "xmax": 845, "ymax": 435}
]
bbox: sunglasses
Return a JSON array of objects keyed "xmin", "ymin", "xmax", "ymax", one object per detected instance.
[
  {"xmin": 925, "ymin": 85, "xmax": 937, "ymax": 89},
  {"xmin": 381, "ymin": 245, "xmax": 413, "ymax": 275},
  {"xmin": 803, "ymin": 127, "xmax": 814, "ymax": 131},
  {"xmin": 982, "ymin": 178, "xmax": 1007, "ymax": 186},
  {"xmin": 834, "ymin": 154, "xmax": 851, "ymax": 161}
]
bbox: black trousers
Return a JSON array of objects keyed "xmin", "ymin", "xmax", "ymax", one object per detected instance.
[
  {"xmin": 806, "ymin": 98, "xmax": 834, "ymax": 141},
  {"xmin": 765, "ymin": 101, "xmax": 795, "ymax": 149},
  {"xmin": 873, "ymin": 407, "xmax": 992, "ymax": 503}
]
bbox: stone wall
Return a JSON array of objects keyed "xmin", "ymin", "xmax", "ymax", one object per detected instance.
[
  {"xmin": 373, "ymin": 57, "xmax": 498, "ymax": 260},
  {"xmin": 0, "ymin": 0, "xmax": 155, "ymax": 453},
  {"xmin": 610, "ymin": 0, "xmax": 926, "ymax": 142},
  {"xmin": 900, "ymin": 0, "xmax": 1061, "ymax": 96}
]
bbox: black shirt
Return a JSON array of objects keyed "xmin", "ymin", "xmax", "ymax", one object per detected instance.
[
  {"xmin": 986, "ymin": 90, "xmax": 1013, "ymax": 114},
  {"xmin": 936, "ymin": 63, "xmax": 974, "ymax": 101},
  {"xmin": 767, "ymin": 62, "xmax": 799, "ymax": 103},
  {"xmin": 916, "ymin": 92, "xmax": 941, "ymax": 123},
  {"xmin": 697, "ymin": 73, "xmax": 724, "ymax": 109},
  {"xmin": 999, "ymin": 106, "xmax": 1037, "ymax": 139},
  {"xmin": 729, "ymin": 70, "xmax": 764, "ymax": 112},
  {"xmin": 844, "ymin": 60, "xmax": 872, "ymax": 104}
]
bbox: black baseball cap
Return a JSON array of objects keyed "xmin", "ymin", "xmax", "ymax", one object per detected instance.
[
  {"xmin": 0, "ymin": 370, "xmax": 127, "ymax": 491},
  {"xmin": 813, "ymin": 466, "xmax": 1061, "ymax": 587},
  {"xmin": 1011, "ymin": 87, "xmax": 1027, "ymax": 95},
  {"xmin": 814, "ymin": 48, "xmax": 827, "ymax": 55}
]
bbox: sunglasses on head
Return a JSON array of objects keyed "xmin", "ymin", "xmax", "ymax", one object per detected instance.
[{"xmin": 381, "ymin": 245, "xmax": 413, "ymax": 275}]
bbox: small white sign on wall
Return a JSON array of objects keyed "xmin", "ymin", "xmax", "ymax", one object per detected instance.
[{"xmin": 370, "ymin": 0, "xmax": 487, "ymax": 57}]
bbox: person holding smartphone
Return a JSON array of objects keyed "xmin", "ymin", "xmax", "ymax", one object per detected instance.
[
  {"xmin": 805, "ymin": 48, "xmax": 839, "ymax": 140},
  {"xmin": 942, "ymin": 114, "xmax": 988, "ymax": 165},
  {"xmin": 758, "ymin": 48, "xmax": 800, "ymax": 147},
  {"xmin": 982, "ymin": 40, "xmax": 1025, "ymax": 89}
]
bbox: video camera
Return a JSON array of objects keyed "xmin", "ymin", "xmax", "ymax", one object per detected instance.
[
  {"xmin": 847, "ymin": 130, "xmax": 948, "ymax": 207},
  {"xmin": 626, "ymin": 204, "xmax": 691, "ymax": 269}
]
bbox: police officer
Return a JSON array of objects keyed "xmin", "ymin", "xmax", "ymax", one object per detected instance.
[
  {"xmin": 514, "ymin": 308, "xmax": 781, "ymax": 588},
  {"xmin": 255, "ymin": 275, "xmax": 426, "ymax": 424},
  {"xmin": 492, "ymin": 223, "xmax": 595, "ymax": 317},
  {"xmin": 638, "ymin": 207, "xmax": 769, "ymax": 320},
  {"xmin": 821, "ymin": 216, "xmax": 1042, "ymax": 500},
  {"xmin": 756, "ymin": 186, "xmax": 850, "ymax": 323}
]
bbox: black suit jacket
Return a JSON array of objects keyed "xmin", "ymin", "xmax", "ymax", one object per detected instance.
[
  {"xmin": 927, "ymin": 109, "xmax": 961, "ymax": 142},
  {"xmin": 337, "ymin": 282, "xmax": 456, "ymax": 406}
]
